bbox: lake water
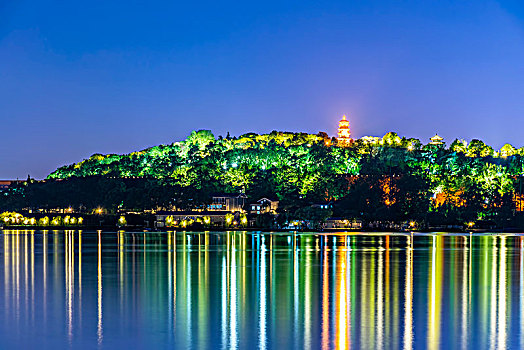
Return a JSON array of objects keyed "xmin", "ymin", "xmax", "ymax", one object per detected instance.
[{"xmin": 0, "ymin": 230, "xmax": 523, "ymax": 349}]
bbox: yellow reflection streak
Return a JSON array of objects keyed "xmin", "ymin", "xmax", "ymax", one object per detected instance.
[
  {"xmin": 4, "ymin": 234, "xmax": 10, "ymax": 321},
  {"xmin": 202, "ymin": 231, "xmax": 209, "ymax": 349},
  {"xmin": 369, "ymin": 245, "xmax": 377, "ymax": 349},
  {"xmin": 43, "ymin": 231, "xmax": 47, "ymax": 325},
  {"xmin": 31, "ymin": 231, "xmax": 34, "ymax": 326},
  {"xmin": 173, "ymin": 232, "xmax": 177, "ymax": 334},
  {"xmin": 65, "ymin": 231, "xmax": 74, "ymax": 341},
  {"xmin": 16, "ymin": 234, "xmax": 19, "ymax": 316},
  {"xmin": 186, "ymin": 233, "xmax": 192, "ymax": 348},
  {"xmin": 78, "ymin": 231, "xmax": 82, "ymax": 329},
  {"xmin": 360, "ymin": 245, "xmax": 368, "ymax": 349},
  {"xmin": 376, "ymin": 238, "xmax": 384, "ymax": 349},
  {"xmin": 489, "ymin": 237, "xmax": 497, "ymax": 349},
  {"xmin": 118, "ymin": 231, "xmax": 124, "ymax": 294},
  {"xmin": 118, "ymin": 231, "xmax": 124, "ymax": 323},
  {"xmin": 497, "ymin": 237, "xmax": 507, "ymax": 349},
  {"xmin": 403, "ymin": 235, "xmax": 413, "ymax": 350},
  {"xmin": 385, "ymin": 236, "xmax": 393, "ymax": 348},
  {"xmin": 97, "ymin": 231, "xmax": 103, "ymax": 345},
  {"xmin": 336, "ymin": 237, "xmax": 348, "ymax": 350},
  {"xmin": 293, "ymin": 234, "xmax": 298, "ymax": 348}
]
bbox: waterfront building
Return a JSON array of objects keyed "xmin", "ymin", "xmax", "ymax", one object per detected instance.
[
  {"xmin": 337, "ymin": 115, "xmax": 352, "ymax": 145},
  {"xmin": 248, "ymin": 198, "xmax": 279, "ymax": 215},
  {"xmin": 208, "ymin": 193, "xmax": 247, "ymax": 212}
]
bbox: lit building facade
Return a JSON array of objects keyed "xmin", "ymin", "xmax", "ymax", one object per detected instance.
[{"xmin": 337, "ymin": 115, "xmax": 352, "ymax": 145}]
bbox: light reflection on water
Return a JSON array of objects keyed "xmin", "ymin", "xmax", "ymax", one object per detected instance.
[{"xmin": 0, "ymin": 230, "xmax": 524, "ymax": 349}]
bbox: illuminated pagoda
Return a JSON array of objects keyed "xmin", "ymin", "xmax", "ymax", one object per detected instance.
[
  {"xmin": 429, "ymin": 134, "xmax": 444, "ymax": 146},
  {"xmin": 337, "ymin": 114, "xmax": 352, "ymax": 146}
]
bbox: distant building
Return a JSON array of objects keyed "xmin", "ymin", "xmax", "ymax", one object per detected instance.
[
  {"xmin": 429, "ymin": 134, "xmax": 444, "ymax": 146},
  {"xmin": 209, "ymin": 193, "xmax": 247, "ymax": 212},
  {"xmin": 0, "ymin": 180, "xmax": 22, "ymax": 190},
  {"xmin": 248, "ymin": 198, "xmax": 279, "ymax": 215},
  {"xmin": 337, "ymin": 115, "xmax": 352, "ymax": 145}
]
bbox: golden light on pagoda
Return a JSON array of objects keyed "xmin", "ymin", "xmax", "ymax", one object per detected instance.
[
  {"xmin": 429, "ymin": 134, "xmax": 444, "ymax": 146},
  {"xmin": 337, "ymin": 114, "xmax": 352, "ymax": 146}
]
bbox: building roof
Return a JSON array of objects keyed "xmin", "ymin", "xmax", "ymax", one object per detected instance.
[
  {"xmin": 257, "ymin": 197, "xmax": 278, "ymax": 203},
  {"xmin": 339, "ymin": 115, "xmax": 349, "ymax": 126},
  {"xmin": 211, "ymin": 193, "xmax": 248, "ymax": 198},
  {"xmin": 156, "ymin": 210, "xmax": 231, "ymax": 216}
]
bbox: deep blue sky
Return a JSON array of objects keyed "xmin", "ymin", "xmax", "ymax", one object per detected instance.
[{"xmin": 1, "ymin": 0, "xmax": 524, "ymax": 179}]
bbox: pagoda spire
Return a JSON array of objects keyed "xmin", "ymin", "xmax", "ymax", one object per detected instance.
[{"xmin": 337, "ymin": 114, "xmax": 352, "ymax": 146}]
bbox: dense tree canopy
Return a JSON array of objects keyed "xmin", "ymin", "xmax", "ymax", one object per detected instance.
[{"xmin": 3, "ymin": 130, "xmax": 524, "ymax": 227}]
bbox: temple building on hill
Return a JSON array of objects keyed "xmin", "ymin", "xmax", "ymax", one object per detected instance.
[
  {"xmin": 337, "ymin": 115, "xmax": 352, "ymax": 146},
  {"xmin": 429, "ymin": 134, "xmax": 444, "ymax": 146}
]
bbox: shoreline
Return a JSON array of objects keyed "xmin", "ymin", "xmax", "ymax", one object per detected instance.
[{"xmin": 1, "ymin": 225, "xmax": 522, "ymax": 234}]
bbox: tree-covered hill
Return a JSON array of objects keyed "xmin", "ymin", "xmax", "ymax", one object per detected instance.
[{"xmin": 4, "ymin": 129, "xmax": 524, "ymax": 227}]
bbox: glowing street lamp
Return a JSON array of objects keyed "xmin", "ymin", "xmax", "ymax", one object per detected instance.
[{"xmin": 118, "ymin": 216, "xmax": 127, "ymax": 226}]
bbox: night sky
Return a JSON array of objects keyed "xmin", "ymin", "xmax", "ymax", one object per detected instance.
[{"xmin": 1, "ymin": 0, "xmax": 524, "ymax": 179}]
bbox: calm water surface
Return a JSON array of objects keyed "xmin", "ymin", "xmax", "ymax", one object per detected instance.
[{"xmin": 0, "ymin": 230, "xmax": 523, "ymax": 349}]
